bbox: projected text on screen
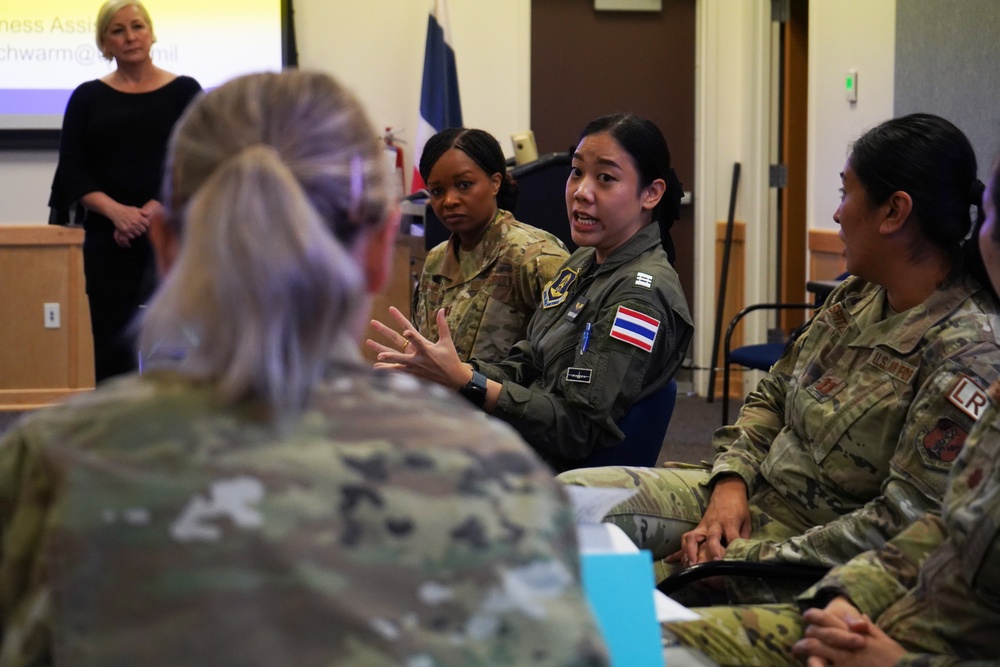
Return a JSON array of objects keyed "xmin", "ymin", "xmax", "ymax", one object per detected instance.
[{"xmin": 0, "ymin": 0, "xmax": 285, "ymax": 130}]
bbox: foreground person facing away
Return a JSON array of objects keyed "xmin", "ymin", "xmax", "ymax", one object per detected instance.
[
  {"xmin": 49, "ymin": 0, "xmax": 201, "ymax": 382},
  {"xmin": 368, "ymin": 114, "xmax": 693, "ymax": 472},
  {"xmin": 663, "ymin": 150, "xmax": 1000, "ymax": 667},
  {"xmin": 0, "ymin": 71, "xmax": 609, "ymax": 667},
  {"xmin": 413, "ymin": 128, "xmax": 569, "ymax": 363},
  {"xmin": 559, "ymin": 113, "xmax": 1000, "ymax": 601}
]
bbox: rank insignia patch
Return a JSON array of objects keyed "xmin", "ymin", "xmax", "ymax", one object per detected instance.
[
  {"xmin": 635, "ymin": 272, "xmax": 653, "ymax": 289},
  {"xmin": 805, "ymin": 373, "xmax": 846, "ymax": 402}
]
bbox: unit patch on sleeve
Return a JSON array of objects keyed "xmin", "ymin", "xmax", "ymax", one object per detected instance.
[
  {"xmin": 919, "ymin": 417, "xmax": 968, "ymax": 463},
  {"xmin": 542, "ymin": 267, "xmax": 579, "ymax": 309},
  {"xmin": 948, "ymin": 374, "xmax": 991, "ymax": 421},
  {"xmin": 609, "ymin": 306, "xmax": 659, "ymax": 352}
]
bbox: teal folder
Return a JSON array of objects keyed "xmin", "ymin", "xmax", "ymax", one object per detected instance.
[{"xmin": 580, "ymin": 550, "xmax": 664, "ymax": 667}]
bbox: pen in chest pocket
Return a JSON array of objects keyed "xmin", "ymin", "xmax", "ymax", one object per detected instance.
[{"xmin": 579, "ymin": 322, "xmax": 592, "ymax": 354}]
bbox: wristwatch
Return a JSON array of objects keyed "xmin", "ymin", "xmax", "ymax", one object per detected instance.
[{"xmin": 458, "ymin": 370, "xmax": 488, "ymax": 407}]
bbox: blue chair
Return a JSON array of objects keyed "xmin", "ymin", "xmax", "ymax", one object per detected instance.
[
  {"xmin": 720, "ymin": 273, "xmax": 849, "ymax": 424},
  {"xmin": 721, "ymin": 303, "xmax": 813, "ymax": 425},
  {"xmin": 572, "ymin": 379, "xmax": 678, "ymax": 469}
]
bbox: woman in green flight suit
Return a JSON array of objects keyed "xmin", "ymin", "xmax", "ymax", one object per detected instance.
[{"xmin": 369, "ymin": 114, "xmax": 693, "ymax": 472}]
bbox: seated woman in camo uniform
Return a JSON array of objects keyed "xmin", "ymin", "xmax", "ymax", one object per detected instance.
[
  {"xmin": 0, "ymin": 71, "xmax": 610, "ymax": 666},
  {"xmin": 664, "ymin": 148, "xmax": 1000, "ymax": 667},
  {"xmin": 413, "ymin": 128, "xmax": 569, "ymax": 362},
  {"xmin": 559, "ymin": 113, "xmax": 1000, "ymax": 604}
]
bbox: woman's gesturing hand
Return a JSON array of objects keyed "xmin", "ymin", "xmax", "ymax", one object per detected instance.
[{"xmin": 367, "ymin": 307, "xmax": 472, "ymax": 390}]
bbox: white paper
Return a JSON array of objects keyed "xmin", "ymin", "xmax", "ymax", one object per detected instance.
[{"xmin": 653, "ymin": 589, "xmax": 701, "ymax": 623}]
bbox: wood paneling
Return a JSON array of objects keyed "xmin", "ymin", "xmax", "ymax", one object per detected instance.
[
  {"xmin": 779, "ymin": 0, "xmax": 809, "ymax": 330},
  {"xmin": 531, "ymin": 0, "xmax": 696, "ymax": 312},
  {"xmin": 360, "ymin": 235, "xmax": 425, "ymax": 363},
  {"xmin": 808, "ymin": 228, "xmax": 846, "ymax": 280},
  {"xmin": 714, "ymin": 221, "xmax": 745, "ymax": 398},
  {"xmin": 0, "ymin": 226, "xmax": 94, "ymax": 410}
]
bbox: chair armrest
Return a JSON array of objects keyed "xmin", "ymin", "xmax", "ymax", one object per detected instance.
[
  {"xmin": 656, "ymin": 560, "xmax": 829, "ymax": 596},
  {"xmin": 723, "ymin": 302, "xmax": 816, "ymax": 360}
]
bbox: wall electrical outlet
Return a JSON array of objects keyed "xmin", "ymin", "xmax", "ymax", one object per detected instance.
[{"xmin": 44, "ymin": 302, "xmax": 60, "ymax": 329}]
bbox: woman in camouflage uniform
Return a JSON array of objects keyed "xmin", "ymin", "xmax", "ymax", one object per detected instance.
[
  {"xmin": 0, "ymin": 72, "xmax": 610, "ymax": 666},
  {"xmin": 413, "ymin": 128, "xmax": 569, "ymax": 362},
  {"xmin": 559, "ymin": 113, "xmax": 1000, "ymax": 602},
  {"xmin": 663, "ymin": 147, "xmax": 1000, "ymax": 667},
  {"xmin": 370, "ymin": 114, "xmax": 693, "ymax": 471}
]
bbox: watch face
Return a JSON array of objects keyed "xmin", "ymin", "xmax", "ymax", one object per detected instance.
[{"xmin": 460, "ymin": 371, "xmax": 488, "ymax": 407}]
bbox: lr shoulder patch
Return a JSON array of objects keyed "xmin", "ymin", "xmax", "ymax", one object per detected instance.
[{"xmin": 948, "ymin": 375, "xmax": 991, "ymax": 421}]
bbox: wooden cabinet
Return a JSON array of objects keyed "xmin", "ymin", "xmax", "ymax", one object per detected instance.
[
  {"xmin": 0, "ymin": 227, "xmax": 428, "ymax": 408},
  {"xmin": 0, "ymin": 225, "xmax": 95, "ymax": 410},
  {"xmin": 361, "ymin": 234, "xmax": 426, "ymax": 363}
]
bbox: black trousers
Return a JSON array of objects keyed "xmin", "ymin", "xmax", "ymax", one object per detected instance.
[{"xmin": 83, "ymin": 219, "xmax": 156, "ymax": 383}]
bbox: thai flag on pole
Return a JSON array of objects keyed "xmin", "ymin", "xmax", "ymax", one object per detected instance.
[
  {"xmin": 411, "ymin": 0, "xmax": 462, "ymax": 193},
  {"xmin": 609, "ymin": 306, "xmax": 660, "ymax": 353}
]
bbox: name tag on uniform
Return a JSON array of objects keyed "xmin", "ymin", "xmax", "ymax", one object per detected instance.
[
  {"xmin": 825, "ymin": 303, "xmax": 850, "ymax": 334},
  {"xmin": 868, "ymin": 349, "xmax": 917, "ymax": 384},
  {"xmin": 566, "ymin": 367, "xmax": 593, "ymax": 383}
]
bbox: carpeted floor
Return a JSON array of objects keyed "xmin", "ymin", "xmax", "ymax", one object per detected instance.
[
  {"xmin": 656, "ymin": 391, "xmax": 721, "ymax": 466},
  {"xmin": 0, "ymin": 411, "xmax": 23, "ymax": 435}
]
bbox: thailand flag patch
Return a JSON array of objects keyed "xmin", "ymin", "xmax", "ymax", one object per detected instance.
[{"xmin": 610, "ymin": 306, "xmax": 659, "ymax": 352}]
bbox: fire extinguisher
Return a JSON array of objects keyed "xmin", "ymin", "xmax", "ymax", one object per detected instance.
[{"xmin": 384, "ymin": 127, "xmax": 406, "ymax": 199}]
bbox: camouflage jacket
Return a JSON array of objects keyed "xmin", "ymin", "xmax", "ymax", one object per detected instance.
[
  {"xmin": 413, "ymin": 210, "xmax": 568, "ymax": 362},
  {"xmin": 715, "ymin": 275, "xmax": 1000, "ymax": 568},
  {"xmin": 800, "ymin": 388, "xmax": 1000, "ymax": 665},
  {"xmin": 0, "ymin": 369, "xmax": 609, "ymax": 667},
  {"xmin": 475, "ymin": 222, "xmax": 693, "ymax": 471}
]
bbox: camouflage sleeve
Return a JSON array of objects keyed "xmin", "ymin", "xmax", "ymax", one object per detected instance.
[
  {"xmin": 411, "ymin": 245, "xmax": 445, "ymax": 341},
  {"xmin": 709, "ymin": 334, "xmax": 801, "ymax": 490},
  {"xmin": 0, "ymin": 425, "xmax": 56, "ymax": 657},
  {"xmin": 796, "ymin": 513, "xmax": 946, "ymax": 619},
  {"xmin": 725, "ymin": 353, "xmax": 994, "ymax": 566},
  {"xmin": 895, "ymin": 655, "xmax": 995, "ymax": 666}
]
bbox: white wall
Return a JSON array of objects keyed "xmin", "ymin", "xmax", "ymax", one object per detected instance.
[
  {"xmin": 693, "ymin": 0, "xmax": 772, "ymax": 393},
  {"xmin": 0, "ymin": 0, "xmax": 530, "ymax": 226},
  {"xmin": 807, "ymin": 0, "xmax": 896, "ymax": 231}
]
